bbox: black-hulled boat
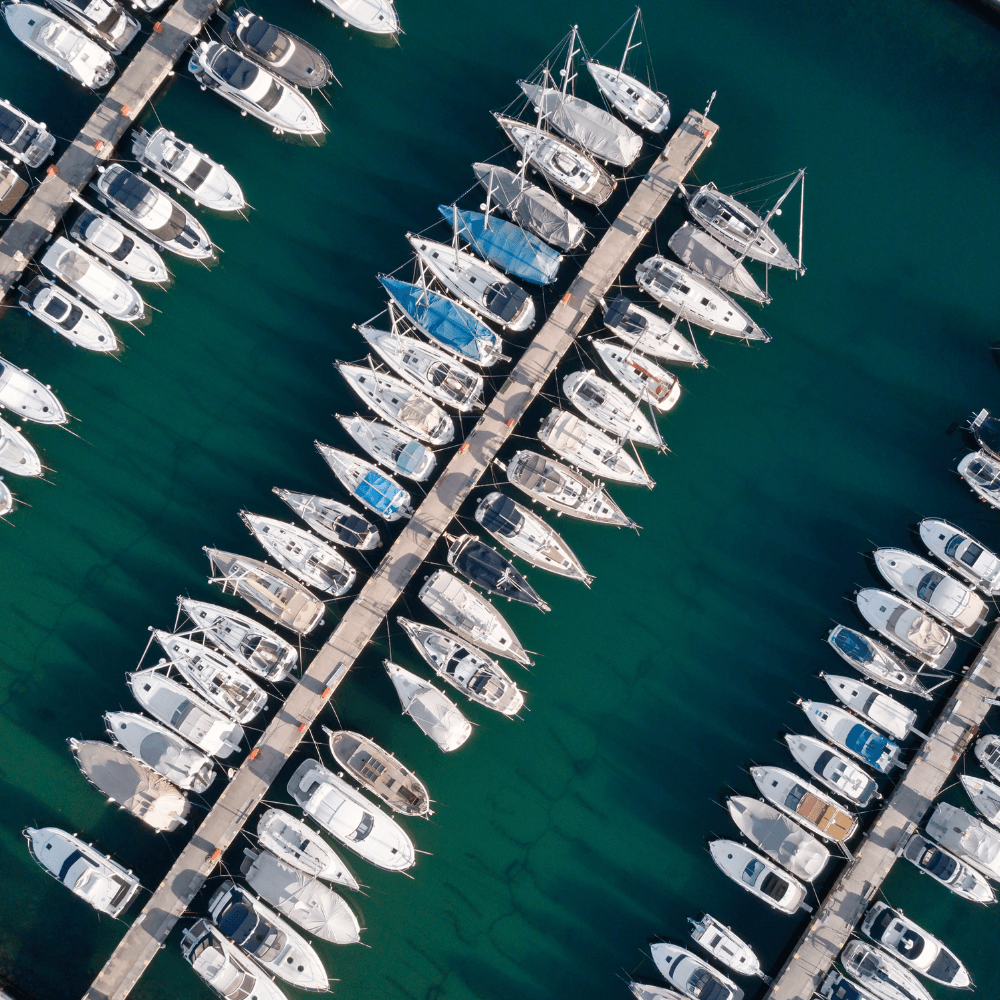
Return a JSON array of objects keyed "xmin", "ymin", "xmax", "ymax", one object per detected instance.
[{"xmin": 445, "ymin": 533, "xmax": 549, "ymax": 611}]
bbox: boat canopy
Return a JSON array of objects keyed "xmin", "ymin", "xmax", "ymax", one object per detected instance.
[
  {"xmin": 604, "ymin": 294, "xmax": 644, "ymax": 333},
  {"xmin": 832, "ymin": 627, "xmax": 874, "ymax": 663},
  {"xmin": 518, "ymin": 452, "xmax": 561, "ymax": 494},
  {"xmin": 845, "ymin": 723, "xmax": 892, "ymax": 767},
  {"xmin": 356, "ymin": 469, "xmax": 406, "ymax": 515},
  {"xmin": 395, "ymin": 440, "xmax": 428, "ymax": 476},
  {"xmin": 667, "ymin": 223, "xmax": 767, "ymax": 303},
  {"xmin": 454, "ymin": 540, "xmax": 509, "ymax": 590},
  {"xmin": 479, "ymin": 494, "xmax": 523, "ymax": 537}
]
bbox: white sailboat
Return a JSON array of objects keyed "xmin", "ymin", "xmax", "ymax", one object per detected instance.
[
  {"xmin": 315, "ymin": 439, "xmax": 415, "ymax": 519},
  {"xmin": 384, "ymin": 660, "xmax": 472, "ymax": 752},
  {"xmin": 273, "ymin": 487, "xmax": 381, "ymax": 550},
  {"xmin": 538, "ymin": 408, "xmax": 653, "ymax": 486},
  {"xmin": 589, "ymin": 338, "xmax": 681, "ymax": 412},
  {"xmin": 331, "ymin": 416, "xmax": 436, "ymax": 483},
  {"xmin": 562, "ymin": 369, "xmax": 663, "ymax": 447}
]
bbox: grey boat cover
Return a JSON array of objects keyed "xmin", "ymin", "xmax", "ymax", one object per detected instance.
[
  {"xmin": 667, "ymin": 223, "xmax": 769, "ymax": 304},
  {"xmin": 519, "ymin": 83, "xmax": 642, "ymax": 167},
  {"xmin": 472, "ymin": 163, "xmax": 585, "ymax": 251}
]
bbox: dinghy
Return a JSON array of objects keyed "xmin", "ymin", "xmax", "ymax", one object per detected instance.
[
  {"xmin": 69, "ymin": 208, "xmax": 169, "ymax": 282},
  {"xmin": 563, "ymin": 369, "xmax": 662, "ymax": 447},
  {"xmin": 257, "ymin": 808, "xmax": 358, "ymax": 888},
  {"xmin": 687, "ymin": 913, "xmax": 766, "ymax": 981},
  {"xmin": 901, "ymin": 831, "xmax": 995, "ymax": 903},
  {"xmin": 784, "ymin": 733, "xmax": 879, "ymax": 806},
  {"xmin": 0, "ymin": 355, "xmax": 67, "ymax": 424},
  {"xmin": 826, "ymin": 624, "xmax": 931, "ymax": 699},
  {"xmin": 926, "ymin": 801, "xmax": 1000, "ymax": 880},
  {"xmin": 799, "ymin": 700, "xmax": 901, "ymax": 774},
  {"xmin": 841, "ymin": 941, "xmax": 932, "ymax": 1000},
  {"xmin": 589, "ymin": 338, "xmax": 681, "ymax": 412},
  {"xmin": 19, "ymin": 276, "xmax": 118, "ymax": 352},
  {"xmin": 708, "ymin": 839, "xmax": 809, "ymax": 914},
  {"xmin": 726, "ymin": 795, "xmax": 830, "ymax": 881},
  {"xmin": 538, "ymin": 408, "xmax": 652, "ymax": 486},
  {"xmin": 0, "ymin": 97, "xmax": 56, "ymax": 167},
  {"xmin": 327, "ymin": 728, "xmax": 431, "ymax": 816},
  {"xmin": 221, "ymin": 7, "xmax": 333, "ymax": 89},
  {"xmin": 446, "ymin": 533, "xmax": 549, "ymax": 610},
  {"xmin": 330, "ymin": 417, "xmax": 435, "ymax": 483},
  {"xmin": 39, "ymin": 237, "xmax": 144, "ymax": 322},
  {"xmin": 649, "ymin": 942, "xmax": 744, "ymax": 1000},
  {"xmin": 602, "ymin": 294, "xmax": 707, "ymax": 366},
  {"xmin": 181, "ymin": 920, "xmax": 287, "ymax": 1000},
  {"xmin": 0, "ymin": 414, "xmax": 41, "ymax": 476},
  {"xmin": 667, "ymin": 222, "xmax": 768, "ymax": 304},
  {"xmin": 750, "ymin": 765, "xmax": 857, "ymax": 843},
  {"xmin": 273, "ymin": 488, "xmax": 380, "ymax": 551},
  {"xmin": 44, "ymin": 0, "xmax": 138, "ymax": 54},
  {"xmin": 819, "ymin": 674, "xmax": 917, "ymax": 741},
  {"xmin": 855, "ymin": 588, "xmax": 956, "ymax": 668},
  {"xmin": 958, "ymin": 449, "xmax": 1000, "ymax": 510},
  {"xmin": 384, "ymin": 659, "xmax": 472, "ymax": 752},
  {"xmin": 104, "ymin": 710, "xmax": 216, "ymax": 792},
  {"xmin": 314, "ymin": 441, "xmax": 415, "ymax": 518},
  {"xmin": 919, "ymin": 517, "xmax": 1000, "ymax": 595}
]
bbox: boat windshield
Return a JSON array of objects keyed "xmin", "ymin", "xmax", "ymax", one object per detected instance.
[
  {"xmin": 961, "ymin": 542, "xmax": 984, "ymax": 567},
  {"xmin": 967, "ymin": 459, "xmax": 1000, "ymax": 489},
  {"xmin": 921, "ymin": 846, "xmax": 957, "ymax": 880},
  {"xmin": 758, "ymin": 871, "xmax": 789, "ymax": 901},
  {"xmin": 916, "ymin": 571, "xmax": 943, "ymax": 602},
  {"xmin": 944, "ymin": 534, "xmax": 966, "ymax": 559},
  {"xmin": 741, "ymin": 858, "xmax": 764, "ymax": 886},
  {"xmin": 0, "ymin": 107, "xmax": 24, "ymax": 146},
  {"xmin": 351, "ymin": 812, "xmax": 374, "ymax": 841},
  {"xmin": 784, "ymin": 783, "xmax": 806, "ymax": 810}
]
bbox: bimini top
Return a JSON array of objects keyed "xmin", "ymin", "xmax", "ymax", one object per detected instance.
[{"xmin": 356, "ymin": 467, "xmax": 407, "ymax": 514}]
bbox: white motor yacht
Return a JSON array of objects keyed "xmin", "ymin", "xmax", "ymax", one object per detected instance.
[
  {"xmin": 132, "ymin": 127, "xmax": 245, "ymax": 212},
  {"xmin": 69, "ymin": 208, "xmax": 169, "ymax": 283},
  {"xmin": 104, "ymin": 710, "xmax": 216, "ymax": 793},
  {"xmin": 819, "ymin": 970, "xmax": 879, "ymax": 1000},
  {"xmin": 841, "ymin": 941, "xmax": 932, "ymax": 1000},
  {"xmin": 128, "ymin": 666, "xmax": 244, "ymax": 758},
  {"xmin": 257, "ymin": 808, "xmax": 358, "ymax": 889},
  {"xmin": 960, "ymin": 774, "xmax": 1000, "ymax": 828},
  {"xmin": 314, "ymin": 440, "xmax": 415, "ymax": 519},
  {"xmin": 19, "ymin": 275, "xmax": 117, "ymax": 352},
  {"xmin": 384, "ymin": 660, "xmax": 472, "ymax": 752},
  {"xmin": 287, "ymin": 759, "xmax": 416, "ymax": 872},
  {"xmin": 919, "ymin": 517, "xmax": 1000, "ymax": 594},
  {"xmin": 331, "ymin": 415, "xmax": 436, "ymax": 483},
  {"xmin": 419, "ymin": 568, "xmax": 532, "ymax": 665},
  {"xmin": 3, "ymin": 3, "xmax": 115, "ymax": 88},
  {"xmin": 43, "ymin": 0, "xmax": 138, "ymax": 53},
  {"xmin": 708, "ymin": 839, "xmax": 809, "ymax": 914},
  {"xmin": 726, "ymin": 795, "xmax": 830, "ymax": 881},
  {"xmin": 0, "ymin": 97, "xmax": 56, "ymax": 166},
  {"xmin": 204, "ymin": 547, "xmax": 326, "ymax": 634},
  {"xmin": 314, "ymin": 0, "xmax": 398, "ymax": 34},
  {"xmin": 189, "ymin": 41, "xmax": 325, "ymax": 136},
  {"xmin": 750, "ymin": 765, "xmax": 858, "ymax": 843},
  {"xmin": 901, "ymin": 831, "xmax": 996, "ymax": 903},
  {"xmin": 181, "ymin": 919, "xmax": 287, "ymax": 1000},
  {"xmin": 589, "ymin": 338, "xmax": 681, "ymax": 412},
  {"xmin": 0, "ymin": 414, "xmax": 41, "ymax": 476},
  {"xmin": 273, "ymin": 487, "xmax": 380, "ymax": 550},
  {"xmin": 826, "ymin": 624, "xmax": 931, "ymax": 699},
  {"xmin": 178, "ymin": 598, "xmax": 297, "ymax": 683},
  {"xmin": 784, "ymin": 733, "xmax": 880, "ymax": 806},
  {"xmin": 627, "ymin": 982, "xmax": 686, "ymax": 1000},
  {"xmin": 855, "ymin": 588, "xmax": 956, "ymax": 668},
  {"xmin": 958, "ymin": 449, "xmax": 1000, "ymax": 509},
  {"xmin": 649, "ymin": 942, "xmax": 744, "ymax": 1000},
  {"xmin": 563, "ymin": 369, "xmax": 663, "ymax": 448},
  {"xmin": 602, "ymin": 294, "xmax": 707, "ymax": 366},
  {"xmin": 687, "ymin": 913, "xmax": 765, "ymax": 981},
  {"xmin": 39, "ymin": 237, "xmax": 144, "ymax": 322},
  {"xmin": 24, "ymin": 826, "xmax": 140, "ymax": 917},
  {"xmin": 799, "ymin": 700, "xmax": 901, "ymax": 774},
  {"xmin": 819, "ymin": 674, "xmax": 917, "ymax": 742},
  {"xmin": 925, "ymin": 801, "xmax": 1000, "ymax": 880},
  {"xmin": 636, "ymin": 256, "xmax": 769, "ymax": 342},
  {"xmin": 398, "ymin": 617, "xmax": 525, "ymax": 715},
  {"xmin": 0, "ymin": 479, "xmax": 12, "ymax": 516},
  {"xmin": 538, "ymin": 408, "xmax": 653, "ymax": 486},
  {"xmin": 327, "ymin": 728, "xmax": 431, "ymax": 816},
  {"xmin": 0, "ymin": 354, "xmax": 67, "ymax": 424},
  {"xmin": 976, "ymin": 734, "xmax": 1000, "ymax": 782}
]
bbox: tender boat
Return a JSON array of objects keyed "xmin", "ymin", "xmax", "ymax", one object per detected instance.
[
  {"xmin": 19, "ymin": 275, "xmax": 118, "ymax": 352},
  {"xmin": 818, "ymin": 969, "xmax": 880, "ymax": 1000},
  {"xmin": 326, "ymin": 727, "xmax": 431, "ymax": 816},
  {"xmin": 636, "ymin": 256, "xmax": 769, "ymax": 342},
  {"xmin": 24, "ymin": 826, "xmax": 140, "ymax": 917},
  {"xmin": 189, "ymin": 41, "xmax": 325, "ymax": 136},
  {"xmin": 563, "ymin": 369, "xmax": 662, "ymax": 447},
  {"xmin": 976, "ymin": 734, "xmax": 1000, "ymax": 782},
  {"xmin": 841, "ymin": 941, "xmax": 933, "ymax": 1000},
  {"xmin": 784, "ymin": 733, "xmax": 880, "ymax": 806},
  {"xmin": 241, "ymin": 511, "xmax": 355, "ymax": 597},
  {"xmin": 687, "ymin": 913, "xmax": 766, "ymax": 981},
  {"xmin": 446, "ymin": 533, "xmax": 549, "ymax": 611},
  {"xmin": 957, "ymin": 449, "xmax": 1000, "ymax": 509},
  {"xmin": 181, "ymin": 919, "xmax": 287, "ymax": 1000},
  {"xmin": 208, "ymin": 881, "xmax": 327, "ymax": 990},
  {"xmin": 151, "ymin": 629, "xmax": 268, "ymax": 724},
  {"xmin": 667, "ymin": 222, "xmax": 768, "ymax": 304},
  {"xmin": 750, "ymin": 765, "xmax": 858, "ymax": 843},
  {"xmin": 538, "ymin": 408, "xmax": 653, "ymax": 487},
  {"xmin": 104, "ymin": 710, "xmax": 216, "ymax": 793},
  {"xmin": 128, "ymin": 667, "xmax": 245, "ymax": 758},
  {"xmin": 589, "ymin": 338, "xmax": 681, "ymax": 412},
  {"xmin": 222, "ymin": 7, "xmax": 332, "ymax": 89},
  {"xmin": 471, "ymin": 162, "xmax": 586, "ymax": 250},
  {"xmin": 39, "ymin": 237, "xmax": 144, "ymax": 322},
  {"xmin": 315, "ymin": 0, "xmax": 398, "ymax": 34},
  {"xmin": 0, "ymin": 354, "xmax": 67, "ymax": 424},
  {"xmin": 925, "ymin": 802, "xmax": 1000, "ymax": 880},
  {"xmin": 337, "ymin": 361, "xmax": 454, "ymax": 446},
  {"xmin": 69, "ymin": 208, "xmax": 169, "ymax": 283},
  {"xmin": 257, "ymin": 809, "xmax": 358, "ymax": 888},
  {"xmin": 919, "ymin": 517, "xmax": 1000, "ymax": 594},
  {"xmin": 380, "ymin": 275, "xmax": 502, "ymax": 366},
  {"xmin": 43, "ymin": 0, "xmax": 138, "ymax": 53},
  {"xmin": 314, "ymin": 441, "xmax": 415, "ymax": 518},
  {"xmin": 69, "ymin": 738, "xmax": 189, "ymax": 832},
  {"xmin": 819, "ymin": 674, "xmax": 917, "ymax": 742},
  {"xmin": 204, "ymin": 547, "xmax": 326, "ymax": 634},
  {"xmin": 384, "ymin": 660, "xmax": 472, "ymax": 752},
  {"xmin": 649, "ymin": 942, "xmax": 744, "ymax": 1000},
  {"xmin": 855, "ymin": 588, "xmax": 956, "ymax": 668},
  {"xmin": 901, "ymin": 831, "xmax": 996, "ymax": 903},
  {"xmin": 475, "ymin": 491, "xmax": 592, "ymax": 583},
  {"xmin": 398, "ymin": 617, "xmax": 525, "ymax": 715},
  {"xmin": 0, "ymin": 97, "xmax": 56, "ymax": 166},
  {"xmin": 826, "ymin": 625, "xmax": 931, "ymax": 699},
  {"xmin": 408, "ymin": 233, "xmax": 535, "ymax": 332},
  {"xmin": 418, "ymin": 568, "xmax": 532, "ymax": 665},
  {"xmin": 273, "ymin": 488, "xmax": 380, "ymax": 551},
  {"xmin": 94, "ymin": 164, "xmax": 214, "ymax": 260},
  {"xmin": 502, "ymin": 449, "xmax": 636, "ymax": 527},
  {"xmin": 0, "ymin": 160, "xmax": 27, "ymax": 213},
  {"xmin": 960, "ymin": 774, "xmax": 1000, "ymax": 828},
  {"xmin": 441, "ymin": 205, "xmax": 561, "ymax": 285},
  {"xmin": 287, "ymin": 759, "xmax": 416, "ymax": 871},
  {"xmin": 0, "ymin": 414, "xmax": 41, "ymax": 476},
  {"xmin": 602, "ymin": 294, "xmax": 707, "ymax": 366},
  {"xmin": 726, "ymin": 795, "xmax": 829, "ymax": 881},
  {"xmin": 3, "ymin": 3, "xmax": 115, "ymax": 88},
  {"xmin": 178, "ymin": 597, "xmax": 297, "ymax": 682},
  {"xmin": 495, "ymin": 113, "xmax": 616, "ymax": 206},
  {"xmin": 330, "ymin": 416, "xmax": 435, "ymax": 483},
  {"xmin": 709, "ymin": 839, "xmax": 808, "ymax": 913},
  {"xmin": 799, "ymin": 700, "xmax": 901, "ymax": 774},
  {"xmin": 688, "ymin": 182, "xmax": 799, "ymax": 271},
  {"xmin": 240, "ymin": 848, "xmax": 360, "ymax": 945},
  {"xmin": 132, "ymin": 127, "xmax": 245, "ymax": 212},
  {"xmin": 874, "ymin": 547, "xmax": 986, "ymax": 636}
]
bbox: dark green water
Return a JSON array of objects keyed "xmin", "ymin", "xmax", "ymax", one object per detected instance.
[{"xmin": 3, "ymin": 1, "xmax": 1000, "ymax": 999}]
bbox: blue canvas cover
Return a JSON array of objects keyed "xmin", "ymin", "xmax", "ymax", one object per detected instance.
[
  {"xmin": 355, "ymin": 469, "xmax": 404, "ymax": 515},
  {"xmin": 845, "ymin": 723, "xmax": 895, "ymax": 770},
  {"xmin": 437, "ymin": 206, "xmax": 560, "ymax": 286},
  {"xmin": 833, "ymin": 627, "xmax": 874, "ymax": 664},
  {"xmin": 396, "ymin": 441, "xmax": 427, "ymax": 475}
]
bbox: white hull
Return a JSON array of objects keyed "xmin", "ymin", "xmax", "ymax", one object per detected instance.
[
  {"xmin": 602, "ymin": 296, "xmax": 707, "ymax": 366},
  {"xmin": 919, "ymin": 517, "xmax": 1000, "ymax": 595},
  {"xmin": 826, "ymin": 624, "xmax": 931, "ymax": 699},
  {"xmin": 105, "ymin": 710, "xmax": 216, "ymax": 792},
  {"xmin": 19, "ymin": 276, "xmax": 118, "ymax": 352},
  {"xmin": 332, "ymin": 415, "xmax": 436, "ymax": 482},
  {"xmin": 384, "ymin": 660, "xmax": 472, "ymax": 752},
  {"xmin": 0, "ymin": 355, "xmax": 67, "ymax": 423},
  {"xmin": 181, "ymin": 920, "xmax": 287, "ymax": 1000},
  {"xmin": 784, "ymin": 733, "xmax": 879, "ymax": 806},
  {"xmin": 590, "ymin": 338, "xmax": 681, "ymax": 412},
  {"xmin": 314, "ymin": 0, "xmax": 398, "ymax": 34},
  {"xmin": 273, "ymin": 488, "xmax": 380, "ymax": 550},
  {"xmin": 257, "ymin": 808, "xmax": 358, "ymax": 888},
  {"xmin": 40, "ymin": 237, "xmax": 144, "ymax": 321},
  {"xmin": 69, "ymin": 208, "xmax": 168, "ymax": 283},
  {"xmin": 750, "ymin": 765, "xmax": 857, "ymax": 843},
  {"xmin": 819, "ymin": 674, "xmax": 915, "ymax": 740},
  {"xmin": 563, "ymin": 369, "xmax": 662, "ymax": 447},
  {"xmin": 0, "ymin": 414, "xmax": 41, "ymax": 476},
  {"xmin": 586, "ymin": 62, "xmax": 670, "ymax": 132},
  {"xmin": 856, "ymin": 588, "xmax": 956, "ymax": 667},
  {"xmin": 709, "ymin": 839, "xmax": 808, "ymax": 914},
  {"xmin": 315, "ymin": 440, "xmax": 415, "ymax": 519},
  {"xmin": 538, "ymin": 408, "xmax": 652, "ymax": 486},
  {"xmin": 726, "ymin": 795, "xmax": 829, "ymax": 881}
]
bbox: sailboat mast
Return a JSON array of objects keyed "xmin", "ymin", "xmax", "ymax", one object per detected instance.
[
  {"xmin": 484, "ymin": 173, "xmax": 494, "ymax": 231},
  {"xmin": 797, "ymin": 171, "xmax": 805, "ymax": 274},
  {"xmin": 452, "ymin": 203, "xmax": 460, "ymax": 266},
  {"xmin": 619, "ymin": 8, "xmax": 640, "ymax": 74},
  {"xmin": 561, "ymin": 25, "xmax": 578, "ymax": 97}
]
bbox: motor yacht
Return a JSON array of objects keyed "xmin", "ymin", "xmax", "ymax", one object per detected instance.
[
  {"xmin": 222, "ymin": 7, "xmax": 333, "ymax": 89},
  {"xmin": 0, "ymin": 97, "xmax": 56, "ymax": 166},
  {"xmin": 538, "ymin": 408, "xmax": 653, "ymax": 486},
  {"xmin": 818, "ymin": 970, "xmax": 879, "ymax": 1000},
  {"xmin": 602, "ymin": 294, "xmax": 707, "ymax": 366},
  {"xmin": 589, "ymin": 338, "xmax": 681, "ymax": 412},
  {"xmin": 384, "ymin": 660, "xmax": 472, "ymax": 752},
  {"xmin": 69, "ymin": 208, "xmax": 169, "ymax": 283},
  {"xmin": 627, "ymin": 982, "xmax": 686, "ymax": 1000},
  {"xmin": 330, "ymin": 416, "xmax": 434, "ymax": 483},
  {"xmin": 687, "ymin": 913, "xmax": 766, "ymax": 981},
  {"xmin": 0, "ymin": 354, "xmax": 67, "ymax": 424},
  {"xmin": 901, "ymin": 831, "xmax": 996, "ymax": 903},
  {"xmin": 709, "ymin": 839, "xmax": 808, "ymax": 913},
  {"xmin": 926, "ymin": 801, "xmax": 1000, "ymax": 880},
  {"xmin": 958, "ymin": 449, "xmax": 1000, "ymax": 509},
  {"xmin": 855, "ymin": 589, "xmax": 956, "ymax": 668},
  {"xmin": 826, "ymin": 624, "xmax": 931, "ymax": 699},
  {"xmin": 976, "ymin": 734, "xmax": 1000, "ymax": 782},
  {"xmin": 19, "ymin": 275, "xmax": 118, "ymax": 352},
  {"xmin": 841, "ymin": 941, "xmax": 932, "ymax": 1000},
  {"xmin": 784, "ymin": 733, "xmax": 879, "ymax": 806},
  {"xmin": 819, "ymin": 674, "xmax": 917, "ymax": 742},
  {"xmin": 649, "ymin": 942, "xmax": 744, "ymax": 1000},
  {"xmin": 799, "ymin": 700, "xmax": 901, "ymax": 774},
  {"xmin": 315, "ymin": 0, "xmax": 397, "ymax": 33},
  {"xmin": 667, "ymin": 222, "xmax": 769, "ymax": 304},
  {"xmin": 314, "ymin": 440, "xmax": 415, "ymax": 518},
  {"xmin": 919, "ymin": 517, "xmax": 1000, "ymax": 594},
  {"xmin": 446, "ymin": 533, "xmax": 549, "ymax": 611},
  {"xmin": 726, "ymin": 795, "xmax": 829, "ymax": 881},
  {"xmin": 256, "ymin": 809, "xmax": 358, "ymax": 888},
  {"xmin": 750, "ymin": 765, "xmax": 857, "ymax": 843},
  {"xmin": 273, "ymin": 487, "xmax": 380, "ymax": 551},
  {"xmin": 181, "ymin": 919, "xmax": 287, "ymax": 1000},
  {"xmin": 43, "ymin": 0, "xmax": 138, "ymax": 53},
  {"xmin": 563, "ymin": 369, "xmax": 662, "ymax": 447},
  {"xmin": 0, "ymin": 414, "xmax": 41, "ymax": 476},
  {"xmin": 0, "ymin": 160, "xmax": 27, "ymax": 213},
  {"xmin": 960, "ymin": 774, "xmax": 1000, "ymax": 829},
  {"xmin": 39, "ymin": 237, "xmax": 144, "ymax": 321}
]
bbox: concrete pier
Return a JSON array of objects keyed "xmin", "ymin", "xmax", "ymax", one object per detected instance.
[{"xmin": 83, "ymin": 109, "xmax": 719, "ymax": 1000}]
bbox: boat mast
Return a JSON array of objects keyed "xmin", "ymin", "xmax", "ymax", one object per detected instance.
[
  {"xmin": 483, "ymin": 172, "xmax": 494, "ymax": 231},
  {"xmin": 561, "ymin": 25, "xmax": 578, "ymax": 97},
  {"xmin": 797, "ymin": 171, "xmax": 805, "ymax": 275},
  {"xmin": 451, "ymin": 203, "xmax": 461, "ymax": 267},
  {"xmin": 619, "ymin": 8, "xmax": 641, "ymax": 74}
]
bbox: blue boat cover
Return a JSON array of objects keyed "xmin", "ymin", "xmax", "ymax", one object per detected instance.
[
  {"xmin": 396, "ymin": 441, "xmax": 427, "ymax": 475},
  {"xmin": 845, "ymin": 723, "xmax": 895, "ymax": 770},
  {"xmin": 437, "ymin": 206, "xmax": 560, "ymax": 286},
  {"xmin": 379, "ymin": 276, "xmax": 497, "ymax": 363},
  {"xmin": 355, "ymin": 469, "xmax": 405, "ymax": 515},
  {"xmin": 833, "ymin": 628, "xmax": 874, "ymax": 664}
]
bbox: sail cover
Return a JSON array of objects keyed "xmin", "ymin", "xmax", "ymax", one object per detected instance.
[
  {"xmin": 519, "ymin": 83, "xmax": 642, "ymax": 167},
  {"xmin": 480, "ymin": 494, "xmax": 523, "ymax": 537},
  {"xmin": 667, "ymin": 223, "xmax": 769, "ymax": 304},
  {"xmin": 356, "ymin": 469, "xmax": 406, "ymax": 516},
  {"xmin": 832, "ymin": 628, "xmax": 874, "ymax": 664}
]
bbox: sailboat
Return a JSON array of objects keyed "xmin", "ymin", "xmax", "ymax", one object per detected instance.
[
  {"xmin": 331, "ymin": 416, "xmax": 436, "ymax": 483},
  {"xmin": 667, "ymin": 223, "xmax": 769, "ymax": 304}
]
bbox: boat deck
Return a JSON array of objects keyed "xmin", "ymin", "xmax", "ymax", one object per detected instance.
[{"xmin": 83, "ymin": 108, "xmax": 719, "ymax": 1000}]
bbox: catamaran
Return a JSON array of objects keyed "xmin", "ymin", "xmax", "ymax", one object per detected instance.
[
  {"xmin": 330, "ymin": 416, "xmax": 436, "ymax": 483},
  {"xmin": 19, "ymin": 275, "xmax": 118, "ymax": 352}
]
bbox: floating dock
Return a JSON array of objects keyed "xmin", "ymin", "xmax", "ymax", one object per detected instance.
[
  {"xmin": 0, "ymin": 0, "xmax": 219, "ymax": 304},
  {"xmin": 83, "ymin": 108, "xmax": 719, "ymax": 1000},
  {"xmin": 766, "ymin": 625, "xmax": 1000, "ymax": 999}
]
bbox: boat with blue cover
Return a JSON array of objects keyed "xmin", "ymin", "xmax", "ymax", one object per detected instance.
[
  {"xmin": 315, "ymin": 442, "xmax": 413, "ymax": 521},
  {"xmin": 799, "ymin": 700, "xmax": 902, "ymax": 774},
  {"xmin": 826, "ymin": 624, "xmax": 931, "ymax": 699},
  {"xmin": 437, "ymin": 205, "xmax": 560, "ymax": 286},
  {"xmin": 379, "ymin": 276, "xmax": 502, "ymax": 367}
]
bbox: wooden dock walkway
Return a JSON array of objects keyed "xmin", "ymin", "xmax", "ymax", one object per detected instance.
[
  {"xmin": 765, "ymin": 626, "xmax": 1000, "ymax": 999},
  {"xmin": 0, "ymin": 0, "xmax": 220, "ymax": 304},
  {"xmin": 83, "ymin": 108, "xmax": 719, "ymax": 1000}
]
